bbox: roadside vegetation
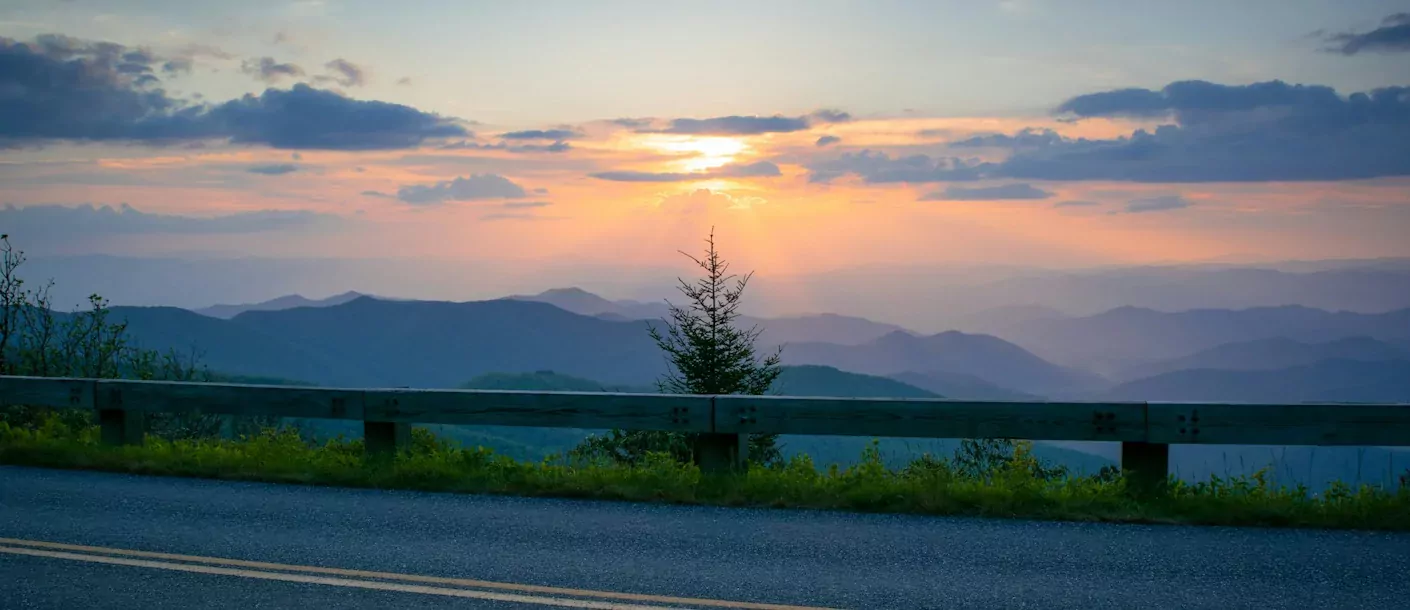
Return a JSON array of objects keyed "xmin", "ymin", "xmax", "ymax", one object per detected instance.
[{"xmin": 1, "ymin": 232, "xmax": 1408, "ymax": 530}]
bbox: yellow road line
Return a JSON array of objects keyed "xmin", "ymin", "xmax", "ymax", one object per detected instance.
[
  {"xmin": 0, "ymin": 538, "xmax": 835, "ymax": 610},
  {"xmin": 0, "ymin": 545, "xmax": 676, "ymax": 609}
]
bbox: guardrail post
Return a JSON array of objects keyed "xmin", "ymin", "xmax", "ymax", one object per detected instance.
[
  {"xmin": 694, "ymin": 433, "xmax": 745, "ymax": 473},
  {"xmin": 94, "ymin": 384, "xmax": 143, "ymax": 446},
  {"xmin": 364, "ymin": 421, "xmax": 410, "ymax": 458},
  {"xmin": 1121, "ymin": 441, "xmax": 1169, "ymax": 495}
]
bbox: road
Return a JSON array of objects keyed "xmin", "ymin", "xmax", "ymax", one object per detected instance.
[{"xmin": 1, "ymin": 466, "xmax": 1407, "ymax": 609}]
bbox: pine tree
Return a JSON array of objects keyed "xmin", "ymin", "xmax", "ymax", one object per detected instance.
[{"xmin": 571, "ymin": 229, "xmax": 783, "ymax": 467}]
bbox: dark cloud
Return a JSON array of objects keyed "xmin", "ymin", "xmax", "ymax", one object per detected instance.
[
  {"xmin": 656, "ymin": 115, "xmax": 810, "ymax": 135},
  {"xmin": 396, "ymin": 174, "xmax": 528, "ymax": 204},
  {"xmin": 0, "ymin": 203, "xmax": 342, "ymax": 236},
  {"xmin": 439, "ymin": 140, "xmax": 571, "ymax": 153},
  {"xmin": 951, "ymin": 128, "xmax": 1065, "ymax": 148},
  {"xmin": 360, "ymin": 190, "xmax": 391, "ymax": 198},
  {"xmin": 1126, "ymin": 195, "xmax": 1191, "ymax": 213},
  {"xmin": 501, "ymin": 201, "xmax": 552, "ymax": 209},
  {"xmin": 208, "ymin": 85, "xmax": 468, "ymax": 149},
  {"xmin": 919, "ymin": 183, "xmax": 1053, "ymax": 201},
  {"xmin": 0, "ymin": 35, "xmax": 467, "ymax": 150},
  {"xmin": 321, "ymin": 58, "xmax": 366, "ymax": 87},
  {"xmin": 241, "ymin": 56, "xmax": 305, "ymax": 83},
  {"xmin": 499, "ymin": 129, "xmax": 582, "ymax": 140},
  {"xmin": 396, "ymin": 76, "xmax": 413, "ymax": 86},
  {"xmin": 807, "ymin": 150, "xmax": 991, "ymax": 183},
  {"xmin": 811, "ymin": 109, "xmax": 852, "ymax": 123},
  {"xmin": 1325, "ymin": 13, "xmax": 1410, "ymax": 55},
  {"xmin": 591, "ymin": 161, "xmax": 781, "ymax": 182},
  {"xmin": 247, "ymin": 163, "xmax": 300, "ymax": 175},
  {"xmin": 815, "ymin": 135, "xmax": 841, "ymax": 147},
  {"xmin": 1004, "ymin": 80, "xmax": 1410, "ymax": 182},
  {"xmin": 610, "ymin": 118, "xmax": 654, "ymax": 128},
  {"xmin": 1055, "ymin": 80, "xmax": 1354, "ymax": 120}
]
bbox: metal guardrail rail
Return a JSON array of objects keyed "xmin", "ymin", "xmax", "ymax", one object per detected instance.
[{"xmin": 3, "ymin": 375, "xmax": 1409, "ymax": 489}]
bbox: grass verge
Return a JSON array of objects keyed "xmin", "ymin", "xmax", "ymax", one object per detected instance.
[{"xmin": 2, "ymin": 419, "xmax": 1407, "ymax": 531}]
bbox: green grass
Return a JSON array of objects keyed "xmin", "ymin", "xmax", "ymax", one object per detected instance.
[{"xmin": 2, "ymin": 418, "xmax": 1407, "ymax": 531}]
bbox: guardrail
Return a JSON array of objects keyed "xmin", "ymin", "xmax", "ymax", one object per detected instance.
[{"xmin": 3, "ymin": 375, "xmax": 1409, "ymax": 491}]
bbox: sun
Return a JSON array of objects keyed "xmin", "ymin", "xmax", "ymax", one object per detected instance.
[{"xmin": 638, "ymin": 135, "xmax": 749, "ymax": 172}]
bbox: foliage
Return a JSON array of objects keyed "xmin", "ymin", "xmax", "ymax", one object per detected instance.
[
  {"xmin": 4, "ymin": 417, "xmax": 1408, "ymax": 531},
  {"xmin": 573, "ymin": 230, "xmax": 784, "ymax": 467},
  {"xmin": 0, "ymin": 234, "xmax": 282, "ymax": 439}
]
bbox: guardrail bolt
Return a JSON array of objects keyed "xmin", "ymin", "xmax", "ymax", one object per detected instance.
[{"xmin": 69, "ymin": 386, "xmax": 83, "ymax": 406}]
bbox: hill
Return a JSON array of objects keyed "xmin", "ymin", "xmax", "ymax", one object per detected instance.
[
  {"xmin": 510, "ymin": 287, "xmax": 911, "ymax": 345},
  {"xmin": 1098, "ymin": 359, "xmax": 1410, "ymax": 403},
  {"xmin": 1115, "ymin": 336, "xmax": 1409, "ymax": 382},
  {"xmin": 103, "ymin": 306, "xmax": 358, "ymax": 385},
  {"xmin": 231, "ymin": 297, "xmax": 666, "ymax": 388},
  {"xmin": 1000, "ymin": 305, "xmax": 1410, "ymax": 373},
  {"xmin": 459, "ymin": 371, "xmax": 643, "ymax": 392},
  {"xmin": 784, "ymin": 330, "xmax": 1100, "ymax": 396},
  {"xmin": 772, "ymin": 365, "xmax": 938, "ymax": 398},
  {"xmin": 888, "ymin": 371, "xmax": 1040, "ymax": 401},
  {"xmin": 195, "ymin": 291, "xmax": 371, "ymax": 319}
]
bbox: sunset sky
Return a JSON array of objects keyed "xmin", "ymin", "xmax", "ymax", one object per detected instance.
[{"xmin": 3, "ymin": 0, "xmax": 1410, "ymax": 285}]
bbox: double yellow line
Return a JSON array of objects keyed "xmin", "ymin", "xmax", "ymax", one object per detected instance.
[{"xmin": 0, "ymin": 537, "xmax": 835, "ymax": 609}]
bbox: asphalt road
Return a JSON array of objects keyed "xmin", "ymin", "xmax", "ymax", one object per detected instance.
[{"xmin": 2, "ymin": 466, "xmax": 1408, "ymax": 609}]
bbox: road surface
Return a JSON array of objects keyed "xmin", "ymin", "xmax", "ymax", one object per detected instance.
[{"xmin": 1, "ymin": 466, "xmax": 1407, "ymax": 609}]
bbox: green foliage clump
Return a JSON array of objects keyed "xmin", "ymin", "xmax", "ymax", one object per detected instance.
[
  {"xmin": 0, "ymin": 235, "xmax": 283, "ymax": 440},
  {"xmin": 572, "ymin": 230, "xmax": 783, "ymax": 467},
  {"xmin": 4, "ymin": 416, "xmax": 1407, "ymax": 531}
]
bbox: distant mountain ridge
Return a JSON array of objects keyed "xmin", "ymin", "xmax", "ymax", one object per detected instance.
[
  {"xmin": 784, "ymin": 330, "xmax": 1101, "ymax": 396},
  {"xmin": 1114, "ymin": 336, "xmax": 1409, "ymax": 382},
  {"xmin": 1098, "ymin": 359, "xmax": 1410, "ymax": 403},
  {"xmin": 507, "ymin": 287, "xmax": 915, "ymax": 345},
  {"xmin": 196, "ymin": 291, "xmax": 373, "ymax": 319},
  {"xmin": 999, "ymin": 305, "xmax": 1410, "ymax": 373}
]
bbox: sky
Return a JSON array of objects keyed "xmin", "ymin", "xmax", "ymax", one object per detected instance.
[{"xmin": 2, "ymin": 0, "xmax": 1410, "ymax": 300}]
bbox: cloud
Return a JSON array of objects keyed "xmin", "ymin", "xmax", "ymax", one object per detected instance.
[
  {"xmin": 247, "ymin": 163, "xmax": 300, "ymax": 175},
  {"xmin": 951, "ymin": 128, "xmax": 1064, "ymax": 148},
  {"xmin": 656, "ymin": 188, "xmax": 764, "ymax": 213},
  {"xmin": 1053, "ymin": 200, "xmax": 1099, "ymax": 207},
  {"xmin": 815, "ymin": 135, "xmax": 841, "ymax": 147},
  {"xmin": 811, "ymin": 109, "xmax": 852, "ymax": 123},
  {"xmin": 360, "ymin": 190, "xmax": 391, "ymax": 197},
  {"xmin": 919, "ymin": 183, "xmax": 1054, "ymax": 201},
  {"xmin": 0, "ymin": 35, "xmax": 467, "ymax": 150},
  {"xmin": 611, "ymin": 118, "xmax": 654, "ymax": 128},
  {"xmin": 501, "ymin": 201, "xmax": 552, "ymax": 209},
  {"xmin": 241, "ymin": 57, "xmax": 305, "ymax": 83},
  {"xmin": 655, "ymin": 115, "xmax": 811, "ymax": 135},
  {"xmin": 480, "ymin": 212, "xmax": 543, "ymax": 221},
  {"xmin": 396, "ymin": 76, "xmax": 412, "ymax": 86},
  {"xmin": 320, "ymin": 58, "xmax": 366, "ymax": 87},
  {"xmin": 807, "ymin": 150, "xmax": 991, "ymax": 183},
  {"xmin": 439, "ymin": 140, "xmax": 571, "ymax": 153},
  {"xmin": 0, "ymin": 203, "xmax": 343, "ymax": 236},
  {"xmin": 499, "ymin": 129, "xmax": 582, "ymax": 140},
  {"xmin": 1324, "ymin": 13, "xmax": 1410, "ymax": 55},
  {"xmin": 591, "ymin": 161, "xmax": 781, "ymax": 182},
  {"xmin": 396, "ymin": 174, "xmax": 528, "ymax": 204},
  {"xmin": 1126, "ymin": 195, "xmax": 1191, "ymax": 213},
  {"xmin": 1003, "ymin": 80, "xmax": 1410, "ymax": 181}
]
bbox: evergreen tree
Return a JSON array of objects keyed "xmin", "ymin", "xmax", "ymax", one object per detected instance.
[{"xmin": 572, "ymin": 230, "xmax": 783, "ymax": 467}]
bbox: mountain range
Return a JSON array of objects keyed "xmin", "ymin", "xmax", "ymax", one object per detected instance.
[
  {"xmin": 782, "ymin": 331, "xmax": 1102, "ymax": 396},
  {"xmin": 506, "ymin": 287, "xmax": 913, "ymax": 346},
  {"xmin": 195, "ymin": 291, "xmax": 372, "ymax": 319},
  {"xmin": 997, "ymin": 305, "xmax": 1410, "ymax": 374}
]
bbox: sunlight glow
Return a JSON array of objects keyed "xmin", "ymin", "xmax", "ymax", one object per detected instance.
[{"xmin": 638, "ymin": 135, "xmax": 750, "ymax": 171}]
